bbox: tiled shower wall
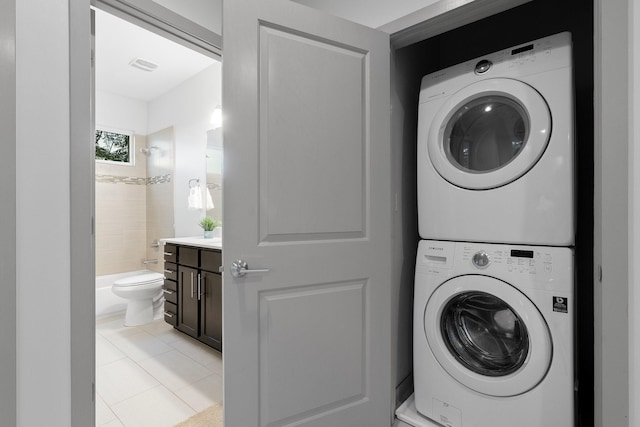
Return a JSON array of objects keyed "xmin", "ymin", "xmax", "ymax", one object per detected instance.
[
  {"xmin": 95, "ymin": 131, "xmax": 175, "ymax": 276},
  {"xmin": 146, "ymin": 127, "xmax": 175, "ymax": 273}
]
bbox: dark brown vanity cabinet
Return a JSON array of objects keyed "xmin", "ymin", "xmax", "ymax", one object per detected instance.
[{"xmin": 163, "ymin": 244, "xmax": 222, "ymax": 352}]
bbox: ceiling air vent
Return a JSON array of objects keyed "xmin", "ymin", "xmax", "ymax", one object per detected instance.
[{"xmin": 128, "ymin": 57, "xmax": 159, "ymax": 72}]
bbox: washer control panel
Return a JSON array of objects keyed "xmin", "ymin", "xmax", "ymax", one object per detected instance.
[{"xmin": 464, "ymin": 245, "xmax": 554, "ymax": 276}]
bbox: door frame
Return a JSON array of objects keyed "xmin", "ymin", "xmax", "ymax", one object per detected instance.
[
  {"xmin": 0, "ymin": 0, "xmax": 16, "ymax": 425},
  {"xmin": 70, "ymin": 2, "xmax": 222, "ymax": 425}
]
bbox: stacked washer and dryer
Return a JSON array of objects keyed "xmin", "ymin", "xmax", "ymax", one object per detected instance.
[{"xmin": 396, "ymin": 33, "xmax": 575, "ymax": 427}]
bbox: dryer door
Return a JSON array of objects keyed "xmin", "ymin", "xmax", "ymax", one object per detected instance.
[
  {"xmin": 424, "ymin": 274, "xmax": 552, "ymax": 397},
  {"xmin": 427, "ymin": 78, "xmax": 551, "ymax": 190}
]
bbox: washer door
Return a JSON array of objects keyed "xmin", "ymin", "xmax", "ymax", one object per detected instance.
[
  {"xmin": 424, "ymin": 275, "xmax": 552, "ymax": 397},
  {"xmin": 427, "ymin": 78, "xmax": 551, "ymax": 190}
]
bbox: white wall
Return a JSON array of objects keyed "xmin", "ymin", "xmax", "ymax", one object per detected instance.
[
  {"xmin": 95, "ymin": 90, "xmax": 147, "ymax": 134},
  {"xmin": 16, "ymin": 0, "xmax": 72, "ymax": 425},
  {"xmin": 147, "ymin": 63, "xmax": 222, "ymax": 237}
]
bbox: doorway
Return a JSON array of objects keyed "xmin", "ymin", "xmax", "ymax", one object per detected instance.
[{"xmin": 92, "ymin": 5, "xmax": 223, "ymax": 426}]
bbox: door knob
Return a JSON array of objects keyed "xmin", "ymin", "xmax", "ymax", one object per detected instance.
[{"xmin": 231, "ymin": 259, "xmax": 269, "ymax": 278}]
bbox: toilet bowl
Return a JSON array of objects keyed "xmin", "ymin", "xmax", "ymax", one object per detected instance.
[{"xmin": 112, "ymin": 272, "xmax": 165, "ymax": 326}]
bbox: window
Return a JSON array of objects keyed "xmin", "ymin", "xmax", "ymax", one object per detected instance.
[{"xmin": 95, "ymin": 128, "xmax": 134, "ymax": 164}]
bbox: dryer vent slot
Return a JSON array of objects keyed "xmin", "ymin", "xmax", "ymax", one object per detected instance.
[{"xmin": 425, "ymin": 255, "xmax": 447, "ymax": 264}]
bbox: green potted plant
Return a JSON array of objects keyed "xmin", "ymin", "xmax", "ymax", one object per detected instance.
[{"xmin": 199, "ymin": 216, "xmax": 221, "ymax": 238}]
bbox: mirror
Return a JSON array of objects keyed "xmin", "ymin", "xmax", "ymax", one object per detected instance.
[{"xmin": 206, "ymin": 126, "xmax": 223, "ymax": 222}]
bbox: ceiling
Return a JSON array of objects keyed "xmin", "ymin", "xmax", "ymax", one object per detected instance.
[
  {"xmin": 94, "ymin": 7, "xmax": 218, "ymax": 102},
  {"xmin": 292, "ymin": 0, "xmax": 441, "ymax": 28}
]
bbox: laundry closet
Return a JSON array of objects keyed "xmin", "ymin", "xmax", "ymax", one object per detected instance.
[{"xmin": 387, "ymin": 1, "xmax": 593, "ymax": 426}]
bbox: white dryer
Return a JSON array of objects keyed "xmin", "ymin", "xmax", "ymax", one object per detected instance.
[
  {"xmin": 414, "ymin": 240, "xmax": 573, "ymax": 427},
  {"xmin": 418, "ymin": 32, "xmax": 574, "ymax": 246}
]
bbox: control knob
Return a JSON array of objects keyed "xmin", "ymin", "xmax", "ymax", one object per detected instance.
[{"xmin": 472, "ymin": 251, "xmax": 490, "ymax": 269}]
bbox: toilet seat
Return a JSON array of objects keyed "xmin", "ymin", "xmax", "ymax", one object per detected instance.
[{"xmin": 113, "ymin": 272, "xmax": 164, "ymax": 288}]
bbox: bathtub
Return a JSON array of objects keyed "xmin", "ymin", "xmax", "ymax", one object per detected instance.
[{"xmin": 95, "ymin": 270, "xmax": 157, "ymax": 319}]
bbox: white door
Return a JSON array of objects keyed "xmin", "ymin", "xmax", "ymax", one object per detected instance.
[{"xmin": 222, "ymin": 0, "xmax": 392, "ymax": 426}]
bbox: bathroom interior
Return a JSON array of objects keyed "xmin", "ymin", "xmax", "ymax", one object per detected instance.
[{"xmin": 93, "ymin": 7, "xmax": 224, "ymax": 425}]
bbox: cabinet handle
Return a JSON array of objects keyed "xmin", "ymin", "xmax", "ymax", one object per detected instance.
[
  {"xmin": 164, "ymin": 269, "xmax": 174, "ymax": 274},
  {"xmin": 164, "ymin": 311, "xmax": 174, "ymax": 318},
  {"xmin": 197, "ymin": 274, "xmax": 202, "ymax": 300},
  {"xmin": 163, "ymin": 252, "xmax": 173, "ymax": 256},
  {"xmin": 190, "ymin": 272, "xmax": 194, "ymax": 298},
  {"xmin": 162, "ymin": 289, "xmax": 175, "ymax": 295}
]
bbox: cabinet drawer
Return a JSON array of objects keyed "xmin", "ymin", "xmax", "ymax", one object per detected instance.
[
  {"xmin": 164, "ymin": 301, "xmax": 177, "ymax": 327},
  {"xmin": 201, "ymin": 250, "xmax": 222, "ymax": 273},
  {"xmin": 163, "ymin": 244, "xmax": 177, "ymax": 263},
  {"xmin": 180, "ymin": 246, "xmax": 199, "ymax": 268},
  {"xmin": 162, "ymin": 284, "xmax": 177, "ymax": 305},
  {"xmin": 163, "ymin": 279, "xmax": 177, "ymax": 292},
  {"xmin": 164, "ymin": 262, "xmax": 177, "ymax": 281}
]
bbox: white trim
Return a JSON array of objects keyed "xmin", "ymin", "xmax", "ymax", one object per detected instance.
[{"xmin": 629, "ymin": 0, "xmax": 640, "ymax": 424}]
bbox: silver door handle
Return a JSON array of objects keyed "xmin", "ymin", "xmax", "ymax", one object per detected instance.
[{"xmin": 231, "ymin": 259, "xmax": 269, "ymax": 278}]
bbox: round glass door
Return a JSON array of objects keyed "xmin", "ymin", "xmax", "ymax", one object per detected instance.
[
  {"xmin": 445, "ymin": 96, "xmax": 527, "ymax": 172},
  {"xmin": 427, "ymin": 78, "xmax": 551, "ymax": 190},
  {"xmin": 424, "ymin": 275, "xmax": 552, "ymax": 397},
  {"xmin": 441, "ymin": 291, "xmax": 529, "ymax": 377}
]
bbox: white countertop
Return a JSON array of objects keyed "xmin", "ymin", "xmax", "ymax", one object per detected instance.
[{"xmin": 160, "ymin": 236, "xmax": 222, "ymax": 250}]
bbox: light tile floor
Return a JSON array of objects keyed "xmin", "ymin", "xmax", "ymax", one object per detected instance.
[{"xmin": 96, "ymin": 315, "xmax": 222, "ymax": 427}]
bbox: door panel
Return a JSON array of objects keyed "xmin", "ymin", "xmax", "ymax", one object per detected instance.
[
  {"xmin": 259, "ymin": 24, "xmax": 366, "ymax": 241},
  {"xmin": 223, "ymin": 0, "xmax": 391, "ymax": 426},
  {"xmin": 259, "ymin": 281, "xmax": 366, "ymax": 425}
]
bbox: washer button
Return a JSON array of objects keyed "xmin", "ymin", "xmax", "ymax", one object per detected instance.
[{"xmin": 472, "ymin": 251, "xmax": 490, "ymax": 268}]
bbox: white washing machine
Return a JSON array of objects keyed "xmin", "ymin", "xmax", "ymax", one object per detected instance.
[
  {"xmin": 418, "ymin": 32, "xmax": 574, "ymax": 246},
  {"xmin": 414, "ymin": 240, "xmax": 573, "ymax": 427}
]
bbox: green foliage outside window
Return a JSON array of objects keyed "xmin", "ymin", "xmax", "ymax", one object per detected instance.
[{"xmin": 96, "ymin": 130, "xmax": 131, "ymax": 163}]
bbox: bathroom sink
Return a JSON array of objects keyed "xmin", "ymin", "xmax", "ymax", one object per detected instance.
[{"xmin": 160, "ymin": 236, "xmax": 222, "ymax": 249}]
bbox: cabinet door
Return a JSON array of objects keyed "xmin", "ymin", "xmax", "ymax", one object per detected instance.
[
  {"xmin": 177, "ymin": 265, "xmax": 199, "ymax": 338},
  {"xmin": 199, "ymin": 270, "xmax": 222, "ymax": 351}
]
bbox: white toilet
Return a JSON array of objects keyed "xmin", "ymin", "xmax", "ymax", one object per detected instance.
[{"xmin": 112, "ymin": 272, "xmax": 165, "ymax": 326}]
